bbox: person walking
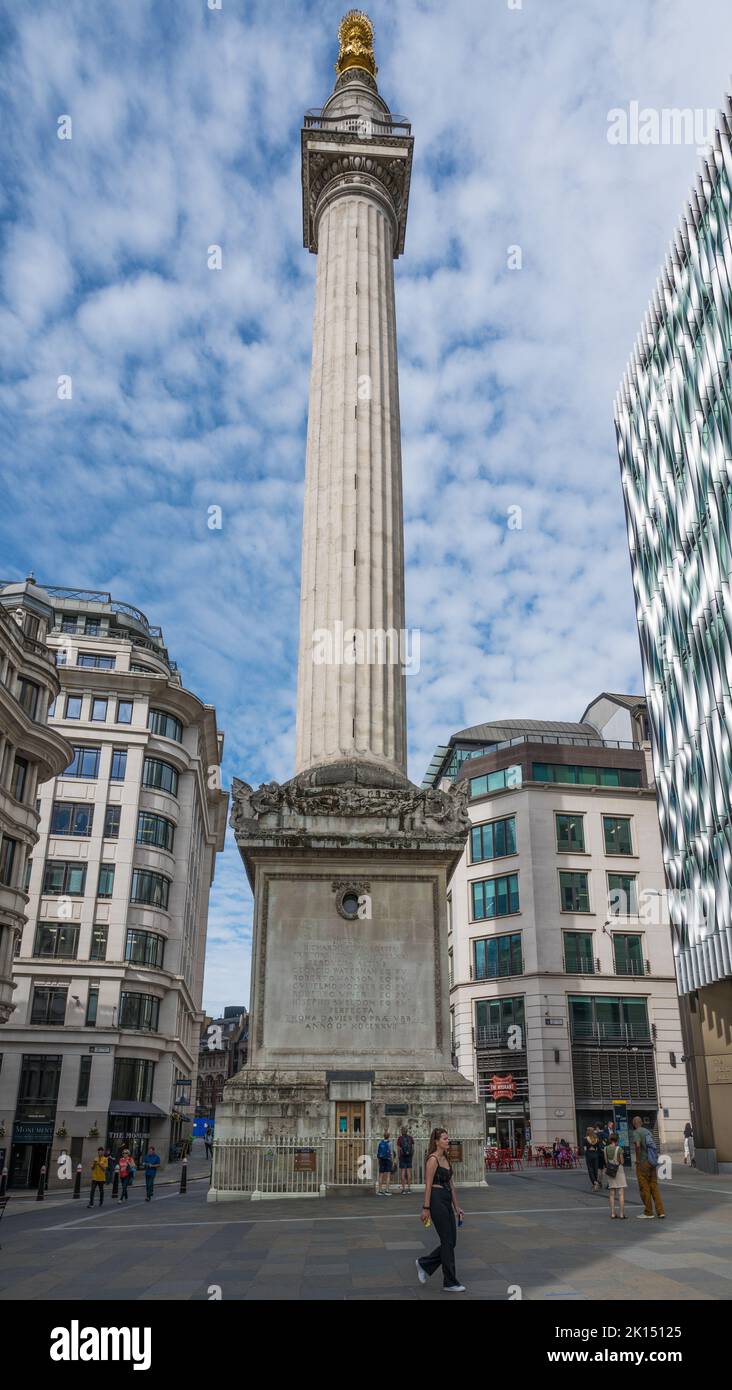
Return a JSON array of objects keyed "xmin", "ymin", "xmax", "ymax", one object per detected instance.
[
  {"xmin": 118, "ymin": 1148, "xmax": 136, "ymax": 1202},
  {"xmin": 397, "ymin": 1126, "xmax": 414, "ymax": 1193},
  {"xmin": 605, "ymin": 1134, "xmax": 627, "ymax": 1219},
  {"xmin": 87, "ymin": 1148, "xmax": 108, "ymax": 1207},
  {"xmin": 631, "ymin": 1115, "xmax": 665, "ymax": 1219},
  {"xmin": 103, "ymin": 1148, "xmax": 114, "ymax": 1185},
  {"xmin": 595, "ymin": 1127, "xmax": 607, "ymax": 1189},
  {"xmin": 376, "ymin": 1131, "xmax": 394, "ymax": 1195},
  {"xmin": 416, "ymin": 1128, "xmax": 466, "ymax": 1292},
  {"xmin": 583, "ymin": 1129, "xmax": 602, "ymax": 1191},
  {"xmin": 683, "ymin": 1122, "xmax": 695, "ymax": 1167},
  {"xmin": 142, "ymin": 1146, "xmax": 160, "ymax": 1201}
]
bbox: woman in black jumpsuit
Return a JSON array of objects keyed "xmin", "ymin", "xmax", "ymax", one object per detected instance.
[{"xmin": 416, "ymin": 1128, "xmax": 465, "ymax": 1291}]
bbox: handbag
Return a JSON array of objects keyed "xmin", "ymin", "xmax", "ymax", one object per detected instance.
[{"xmin": 605, "ymin": 1146, "xmax": 619, "ymax": 1178}]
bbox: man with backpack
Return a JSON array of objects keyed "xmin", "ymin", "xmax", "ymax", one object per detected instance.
[
  {"xmin": 397, "ymin": 1126, "xmax": 414, "ymax": 1193},
  {"xmin": 631, "ymin": 1115, "xmax": 665, "ymax": 1219},
  {"xmin": 376, "ymin": 1131, "xmax": 394, "ymax": 1195}
]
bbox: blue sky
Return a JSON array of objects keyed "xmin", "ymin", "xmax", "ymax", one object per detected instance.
[{"xmin": 1, "ymin": 0, "xmax": 731, "ymax": 1014}]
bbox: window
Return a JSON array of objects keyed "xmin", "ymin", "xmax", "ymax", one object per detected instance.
[
  {"xmin": 66, "ymin": 746, "xmax": 100, "ymax": 778},
  {"xmin": 125, "ymin": 929, "xmax": 165, "ymax": 968},
  {"xmin": 603, "ymin": 816, "xmax": 633, "ymax": 855},
  {"xmin": 112, "ymin": 1057, "xmax": 155, "ymax": 1103},
  {"xmin": 104, "ymin": 804, "xmax": 121, "ymax": 838},
  {"xmin": 142, "ymin": 758, "xmax": 178, "ymax": 796},
  {"xmin": 130, "ymin": 869, "xmax": 170, "ymax": 909},
  {"xmin": 473, "ymin": 933, "xmax": 523, "ymax": 979},
  {"xmin": 23, "ymin": 613, "xmax": 40, "ymax": 640},
  {"xmin": 50, "ymin": 801, "xmax": 94, "ymax": 837},
  {"xmin": 613, "ymin": 934, "xmax": 645, "ymax": 976},
  {"xmin": 607, "ymin": 872, "xmax": 638, "ymax": 916},
  {"xmin": 471, "ymin": 815, "xmax": 516, "ymax": 863},
  {"xmin": 47, "ymin": 697, "xmax": 56, "ymax": 718},
  {"xmin": 55, "ymin": 649, "xmax": 67, "ymax": 666},
  {"xmin": 555, "ymin": 813, "xmax": 585, "ymax": 852},
  {"xmin": 148, "ymin": 709, "xmax": 183, "ymax": 742},
  {"xmin": 77, "ymin": 1056, "xmax": 92, "ymax": 1106},
  {"xmin": 110, "ymin": 748, "xmax": 127, "ymax": 781},
  {"xmin": 90, "ymin": 926, "xmax": 108, "ymax": 961},
  {"xmin": 84, "ymin": 618, "xmax": 101, "ymax": 636},
  {"xmin": 85, "ymin": 987, "xmax": 98, "ymax": 1027},
  {"xmin": 65, "ymin": 695, "xmax": 83, "ymax": 720},
  {"xmin": 17, "ymin": 1054, "xmax": 62, "ymax": 1116},
  {"xmin": 24, "ymin": 857, "xmax": 32, "ymax": 892},
  {"xmin": 60, "ymin": 617, "xmax": 78, "ymax": 634},
  {"xmin": 17, "ymin": 678, "xmax": 40, "ymax": 719},
  {"xmin": 119, "ymin": 992, "xmax": 160, "ymax": 1032},
  {"xmin": 471, "ymin": 872, "xmax": 519, "ymax": 920},
  {"xmin": 42, "ymin": 860, "xmax": 87, "ymax": 895},
  {"xmin": 11, "ymin": 757, "xmax": 29, "ymax": 802},
  {"xmin": 475, "ymin": 995, "xmax": 525, "ymax": 1043},
  {"xmin": 559, "ymin": 870, "xmax": 590, "ymax": 912},
  {"xmin": 33, "ymin": 923, "xmax": 79, "ymax": 958},
  {"xmin": 533, "ymin": 763, "xmax": 642, "ymax": 788},
  {"xmin": 97, "ymin": 863, "xmax": 115, "ymax": 898},
  {"xmin": 91, "ymin": 698, "xmax": 108, "ymax": 722},
  {"xmin": 563, "ymin": 932, "xmax": 595, "ymax": 973},
  {"xmin": 569, "ymin": 995, "xmax": 650, "ymax": 1042},
  {"xmin": 469, "ymin": 765, "xmax": 522, "ymax": 798},
  {"xmin": 116, "ymin": 700, "xmax": 133, "ymax": 724},
  {"xmin": 31, "ymin": 986, "xmax": 67, "ymax": 1026},
  {"xmin": 136, "ymin": 812, "xmax": 175, "ymax": 853},
  {"xmin": 77, "ymin": 653, "xmax": 115, "ymax": 669},
  {"xmin": 0, "ymin": 836, "xmax": 19, "ymax": 887}
]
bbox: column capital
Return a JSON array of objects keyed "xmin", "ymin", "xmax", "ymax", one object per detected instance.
[{"xmin": 301, "ymin": 125, "xmax": 413, "ymax": 258}]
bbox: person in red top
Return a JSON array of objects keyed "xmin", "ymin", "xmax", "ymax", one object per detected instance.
[{"xmin": 118, "ymin": 1149, "xmax": 136, "ymax": 1202}]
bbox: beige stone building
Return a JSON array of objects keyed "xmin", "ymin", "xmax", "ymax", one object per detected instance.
[
  {"xmin": 424, "ymin": 694, "xmax": 690, "ymax": 1152},
  {"xmin": 0, "ymin": 580, "xmax": 71, "ymax": 1027},
  {"xmin": 0, "ymin": 580, "xmax": 227, "ymax": 1187}
]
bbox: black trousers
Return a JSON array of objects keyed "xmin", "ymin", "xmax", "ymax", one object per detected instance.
[
  {"xmin": 419, "ymin": 1192, "xmax": 458, "ymax": 1287},
  {"xmin": 585, "ymin": 1153, "xmax": 599, "ymax": 1186},
  {"xmin": 89, "ymin": 1180, "xmax": 105, "ymax": 1205}
]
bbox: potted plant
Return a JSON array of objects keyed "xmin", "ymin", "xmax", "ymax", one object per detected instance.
[
  {"xmin": 88, "ymin": 1123, "xmax": 99, "ymax": 1139},
  {"xmin": 56, "ymin": 1121, "xmax": 68, "ymax": 1138}
]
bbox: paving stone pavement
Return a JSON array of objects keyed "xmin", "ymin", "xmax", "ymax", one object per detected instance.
[{"xmin": 0, "ymin": 1162, "xmax": 730, "ymax": 1301}]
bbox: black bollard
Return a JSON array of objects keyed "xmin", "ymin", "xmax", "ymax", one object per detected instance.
[
  {"xmin": 0, "ymin": 1168, "xmax": 7, "ymax": 1199},
  {"xmin": 73, "ymin": 1164, "xmax": 82, "ymax": 1200},
  {"xmin": 179, "ymin": 1157, "xmax": 188, "ymax": 1194},
  {"xmin": 111, "ymin": 1163, "xmax": 120, "ymax": 1199},
  {"xmin": 36, "ymin": 1165, "xmax": 46, "ymax": 1201}
]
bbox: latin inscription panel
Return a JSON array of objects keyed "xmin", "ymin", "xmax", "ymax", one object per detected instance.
[{"xmin": 263, "ymin": 876, "xmax": 439, "ymax": 1057}]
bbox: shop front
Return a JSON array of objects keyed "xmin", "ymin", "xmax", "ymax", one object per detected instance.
[
  {"xmin": 481, "ymin": 1071, "xmax": 531, "ymax": 1151},
  {"xmin": 9, "ymin": 1120, "xmax": 54, "ymax": 1189},
  {"xmin": 107, "ymin": 1101, "xmax": 168, "ymax": 1165}
]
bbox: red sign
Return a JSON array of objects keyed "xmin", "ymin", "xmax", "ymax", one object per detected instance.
[{"xmin": 488, "ymin": 1074, "xmax": 516, "ymax": 1100}]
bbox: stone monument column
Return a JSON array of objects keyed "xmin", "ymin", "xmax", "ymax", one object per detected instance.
[
  {"xmin": 295, "ymin": 16, "xmax": 412, "ymax": 776},
  {"xmin": 214, "ymin": 14, "xmax": 482, "ymax": 1185}
]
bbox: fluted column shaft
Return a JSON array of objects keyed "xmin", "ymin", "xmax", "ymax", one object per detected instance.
[{"xmin": 295, "ymin": 183, "xmax": 407, "ymax": 775}]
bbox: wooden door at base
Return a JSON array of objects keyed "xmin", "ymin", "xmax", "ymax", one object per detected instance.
[{"xmin": 335, "ymin": 1102, "xmax": 365, "ymax": 1183}]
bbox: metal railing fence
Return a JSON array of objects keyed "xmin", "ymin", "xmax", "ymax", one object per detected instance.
[{"xmin": 211, "ymin": 1134, "xmax": 486, "ymax": 1197}]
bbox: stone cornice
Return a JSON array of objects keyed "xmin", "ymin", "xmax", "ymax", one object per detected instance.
[{"xmin": 301, "ymin": 127, "xmax": 414, "ymax": 257}]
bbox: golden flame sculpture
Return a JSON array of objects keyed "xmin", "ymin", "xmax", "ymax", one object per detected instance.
[{"xmin": 335, "ymin": 10, "xmax": 377, "ymax": 78}]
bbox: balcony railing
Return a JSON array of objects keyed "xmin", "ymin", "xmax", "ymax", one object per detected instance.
[
  {"xmin": 614, "ymin": 959, "xmax": 647, "ymax": 977},
  {"xmin": 475, "ymin": 1025, "xmax": 526, "ymax": 1049},
  {"xmin": 473, "ymin": 961, "xmax": 523, "ymax": 981},
  {"xmin": 564, "ymin": 956, "xmax": 595, "ymax": 974},
  {"xmin": 571, "ymin": 1021, "xmax": 651, "ymax": 1044},
  {"xmin": 304, "ymin": 109, "xmax": 411, "ymax": 136}
]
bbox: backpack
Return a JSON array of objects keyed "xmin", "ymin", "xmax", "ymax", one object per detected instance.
[
  {"xmin": 377, "ymin": 1140, "xmax": 391, "ymax": 1160},
  {"xmin": 645, "ymin": 1134, "xmax": 659, "ymax": 1167},
  {"xmin": 400, "ymin": 1134, "xmax": 414, "ymax": 1158}
]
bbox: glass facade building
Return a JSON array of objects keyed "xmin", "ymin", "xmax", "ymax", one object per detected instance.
[
  {"xmin": 615, "ymin": 94, "xmax": 732, "ymax": 1167},
  {"xmin": 615, "ymin": 104, "xmax": 732, "ymax": 997}
]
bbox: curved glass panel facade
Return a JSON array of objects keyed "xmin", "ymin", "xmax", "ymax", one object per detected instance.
[{"xmin": 615, "ymin": 97, "xmax": 732, "ymax": 993}]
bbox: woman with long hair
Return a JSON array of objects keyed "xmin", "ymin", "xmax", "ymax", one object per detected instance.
[{"xmin": 415, "ymin": 1127, "xmax": 465, "ymax": 1292}]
